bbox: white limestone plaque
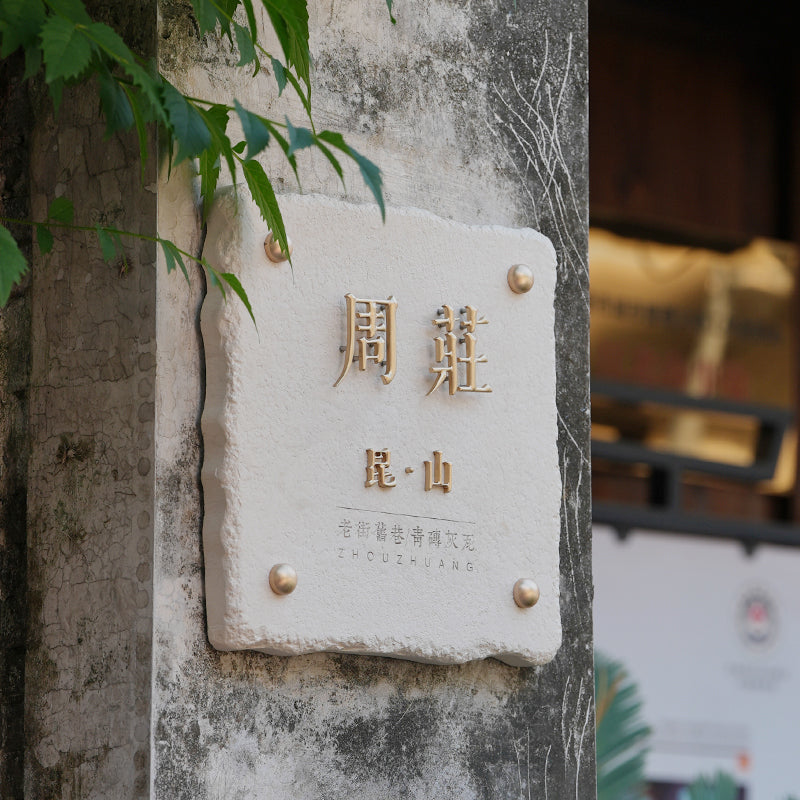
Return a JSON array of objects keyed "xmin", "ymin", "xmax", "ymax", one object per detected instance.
[{"xmin": 201, "ymin": 191, "xmax": 561, "ymax": 666}]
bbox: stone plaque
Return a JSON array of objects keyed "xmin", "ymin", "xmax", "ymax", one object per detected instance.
[{"xmin": 201, "ymin": 192, "xmax": 561, "ymax": 666}]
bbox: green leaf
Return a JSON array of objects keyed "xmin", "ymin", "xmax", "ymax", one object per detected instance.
[
  {"xmin": 161, "ymin": 239, "xmax": 190, "ymax": 282},
  {"xmin": 161, "ymin": 81, "xmax": 211, "ymax": 163},
  {"xmin": 219, "ymin": 271, "xmax": 255, "ymax": 325},
  {"xmin": 240, "ymin": 0, "xmax": 259, "ymax": 43},
  {"xmin": 201, "ymin": 104, "xmax": 232, "ymax": 158},
  {"xmin": 0, "ymin": 224, "xmax": 28, "ymax": 306},
  {"xmin": 23, "ymin": 43, "xmax": 42, "ymax": 79},
  {"xmin": 385, "ymin": 0, "xmax": 396, "ymax": 24},
  {"xmin": 126, "ymin": 59, "xmax": 167, "ymax": 125},
  {"xmin": 270, "ymin": 56, "xmax": 287, "ymax": 95},
  {"xmin": 261, "ymin": 119, "xmax": 298, "ymax": 180},
  {"xmin": 97, "ymin": 68, "xmax": 133, "ymax": 137},
  {"xmin": 198, "ymin": 147, "xmax": 221, "ymax": 222},
  {"xmin": 262, "ymin": 0, "xmax": 310, "ymax": 89},
  {"xmin": 36, "ymin": 224, "xmax": 54, "ymax": 254},
  {"xmin": 48, "ymin": 196, "xmax": 74, "ymax": 225},
  {"xmin": 196, "ymin": 104, "xmax": 235, "ymax": 196},
  {"xmin": 285, "ymin": 118, "xmax": 313, "ymax": 156},
  {"xmin": 122, "ymin": 84, "xmax": 150, "ymax": 181},
  {"xmin": 83, "ymin": 20, "xmax": 134, "ymax": 63},
  {"xmin": 205, "ymin": 262, "xmax": 223, "ymax": 291},
  {"xmin": 190, "ymin": 0, "xmax": 220, "ymax": 35},
  {"xmin": 216, "ymin": 0, "xmax": 239, "ymax": 37},
  {"xmin": 232, "ymin": 140, "xmax": 246, "ymax": 155},
  {"xmin": 317, "ymin": 130, "xmax": 385, "ymax": 220},
  {"xmin": 96, "ymin": 226, "xmax": 118, "ymax": 261},
  {"xmin": 242, "ymin": 159, "xmax": 289, "ymax": 262},
  {"xmin": 348, "ymin": 148, "xmax": 384, "ymax": 220},
  {"xmin": 46, "ymin": 0, "xmax": 91, "ymax": 24},
  {"xmin": 234, "ymin": 100, "xmax": 271, "ymax": 160},
  {"xmin": 48, "ymin": 78, "xmax": 64, "ymax": 113},
  {"xmin": 83, "ymin": 21, "xmax": 153, "ymax": 89},
  {"xmin": 40, "ymin": 15, "xmax": 92, "ymax": 83},
  {"xmin": 280, "ymin": 61, "xmax": 311, "ymax": 118},
  {"xmin": 0, "ymin": 0, "xmax": 45, "ymax": 58},
  {"xmin": 234, "ymin": 22, "xmax": 257, "ymax": 70},
  {"xmin": 313, "ymin": 138, "xmax": 344, "ymax": 185}
]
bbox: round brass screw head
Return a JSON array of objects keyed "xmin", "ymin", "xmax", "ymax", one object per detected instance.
[
  {"xmin": 513, "ymin": 578, "xmax": 540, "ymax": 608},
  {"xmin": 264, "ymin": 232, "xmax": 293, "ymax": 263},
  {"xmin": 507, "ymin": 264, "xmax": 534, "ymax": 294},
  {"xmin": 269, "ymin": 563, "xmax": 297, "ymax": 595}
]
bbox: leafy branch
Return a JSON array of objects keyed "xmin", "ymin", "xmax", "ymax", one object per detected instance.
[
  {"xmin": 2, "ymin": 197, "xmax": 255, "ymax": 323},
  {"xmin": 0, "ymin": 0, "xmax": 392, "ymax": 307}
]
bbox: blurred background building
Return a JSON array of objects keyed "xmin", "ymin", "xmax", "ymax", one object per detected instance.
[{"xmin": 589, "ymin": 1, "xmax": 799, "ymax": 797}]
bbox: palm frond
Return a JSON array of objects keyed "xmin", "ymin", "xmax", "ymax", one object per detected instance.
[{"xmin": 595, "ymin": 651, "xmax": 651, "ymax": 800}]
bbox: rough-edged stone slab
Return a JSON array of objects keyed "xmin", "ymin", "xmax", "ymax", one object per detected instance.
[{"xmin": 201, "ymin": 191, "xmax": 561, "ymax": 666}]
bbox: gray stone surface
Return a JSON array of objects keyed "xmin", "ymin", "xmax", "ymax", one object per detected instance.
[{"xmin": 153, "ymin": 1, "xmax": 593, "ymax": 798}]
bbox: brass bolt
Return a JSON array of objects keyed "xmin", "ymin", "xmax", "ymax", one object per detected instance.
[
  {"xmin": 264, "ymin": 232, "xmax": 293, "ymax": 263},
  {"xmin": 269, "ymin": 563, "xmax": 298, "ymax": 595},
  {"xmin": 513, "ymin": 578, "xmax": 540, "ymax": 608},
  {"xmin": 507, "ymin": 264, "xmax": 534, "ymax": 294}
]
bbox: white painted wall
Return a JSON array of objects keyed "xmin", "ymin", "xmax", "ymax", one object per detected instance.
[{"xmin": 594, "ymin": 525, "xmax": 800, "ymax": 800}]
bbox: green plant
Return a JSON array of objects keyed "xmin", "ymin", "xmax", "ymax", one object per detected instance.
[
  {"xmin": 0, "ymin": 0, "xmax": 391, "ymax": 310},
  {"xmin": 594, "ymin": 651, "xmax": 651, "ymax": 800},
  {"xmin": 688, "ymin": 771, "xmax": 798, "ymax": 800},
  {"xmin": 688, "ymin": 772, "xmax": 738, "ymax": 800}
]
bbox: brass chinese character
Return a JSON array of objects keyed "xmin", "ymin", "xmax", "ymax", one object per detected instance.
[
  {"xmin": 365, "ymin": 449, "xmax": 396, "ymax": 488},
  {"xmin": 424, "ymin": 450, "xmax": 452, "ymax": 493},
  {"xmin": 335, "ymin": 294, "xmax": 397, "ymax": 386},
  {"xmin": 427, "ymin": 304, "xmax": 492, "ymax": 395}
]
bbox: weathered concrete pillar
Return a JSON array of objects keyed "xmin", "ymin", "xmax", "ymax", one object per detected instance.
[
  {"xmin": 11, "ymin": 0, "xmax": 591, "ymax": 797},
  {"xmin": 22, "ymin": 4, "xmax": 158, "ymax": 796}
]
